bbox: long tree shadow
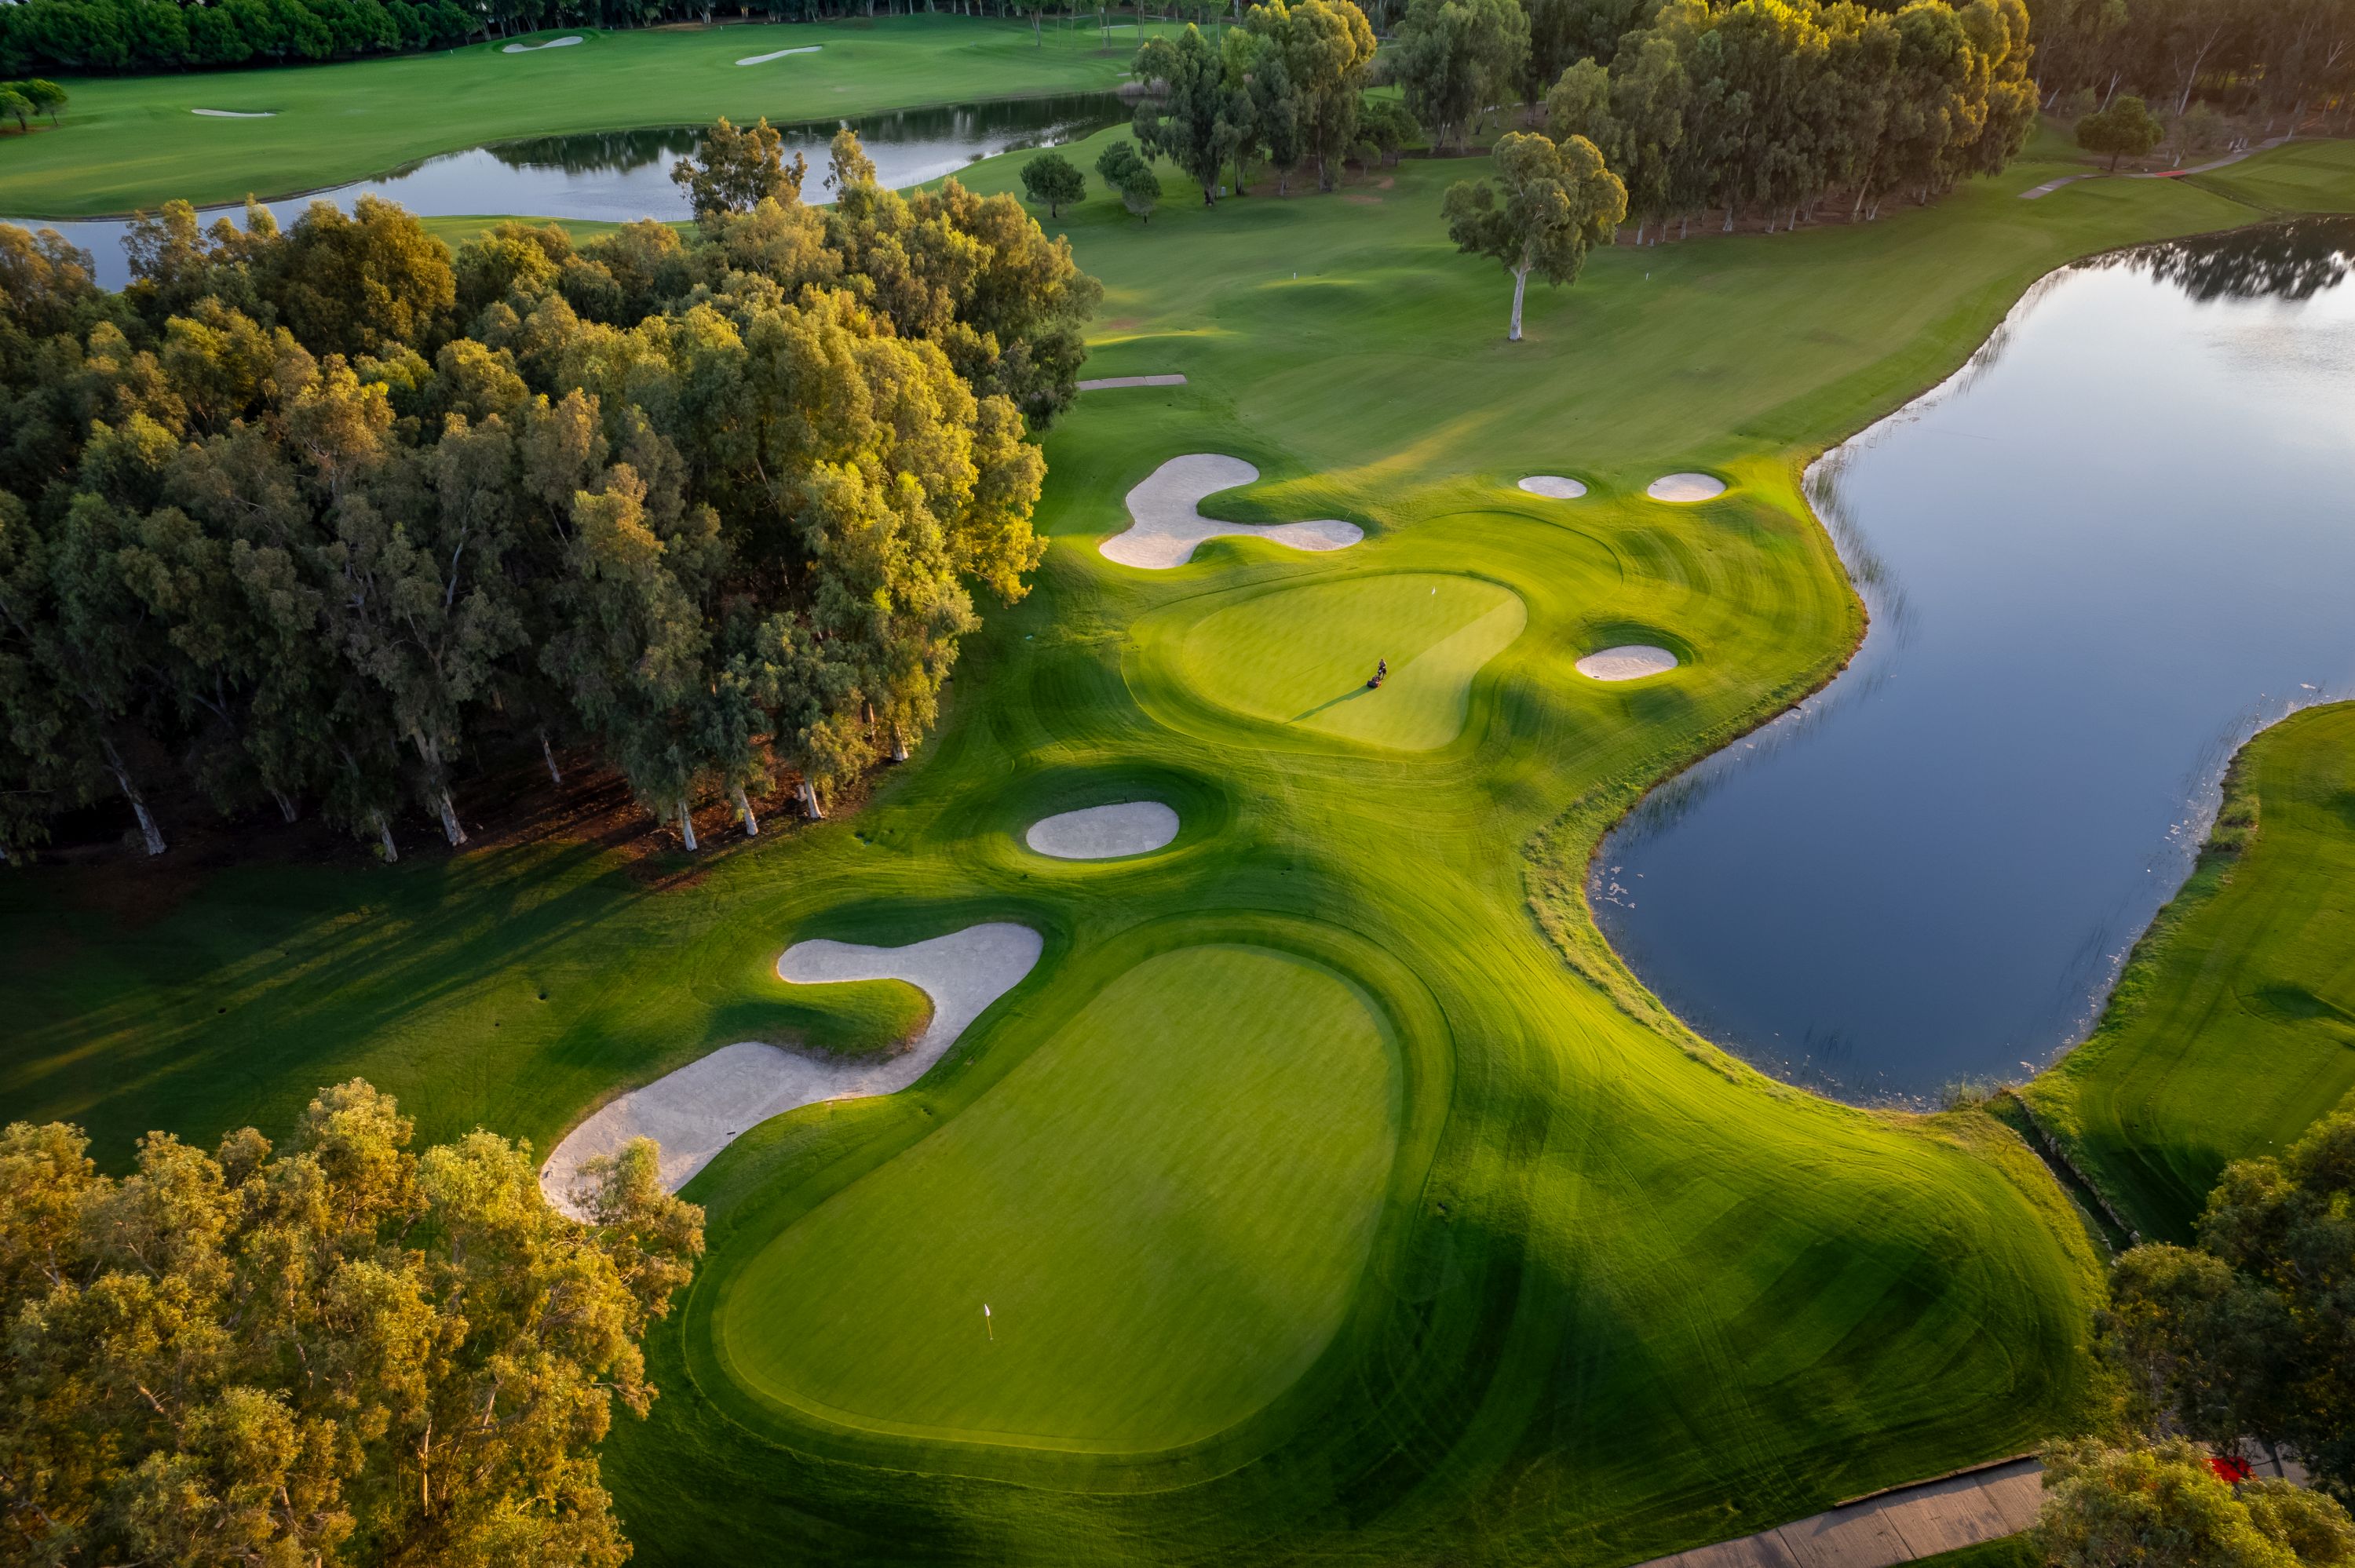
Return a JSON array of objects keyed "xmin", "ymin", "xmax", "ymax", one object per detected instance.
[{"xmin": 1292, "ymin": 683, "xmax": 1385, "ymax": 724}]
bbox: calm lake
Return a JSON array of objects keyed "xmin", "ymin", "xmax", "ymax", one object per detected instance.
[
  {"xmin": 12, "ymin": 92, "xmax": 1125, "ymax": 290},
  {"xmin": 1595, "ymin": 217, "xmax": 2355, "ymax": 1104}
]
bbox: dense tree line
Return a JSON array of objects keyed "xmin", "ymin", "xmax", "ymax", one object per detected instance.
[
  {"xmin": 1130, "ymin": 0, "xmax": 1379, "ymax": 202},
  {"xmin": 2033, "ymin": 0, "xmax": 2355, "ymax": 129},
  {"xmin": 1422, "ymin": 0, "xmax": 2036, "ymax": 236},
  {"xmin": 0, "ymin": 1081, "xmax": 704, "ymax": 1565},
  {"xmin": 0, "ymin": 121, "xmax": 1100, "ymax": 862}
]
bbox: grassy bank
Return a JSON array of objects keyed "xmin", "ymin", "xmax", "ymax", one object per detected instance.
[
  {"xmin": 0, "ymin": 15, "xmax": 1163, "ymax": 217},
  {"xmin": 2024, "ymin": 702, "xmax": 2355, "ymax": 1243},
  {"xmin": 3, "ymin": 122, "xmax": 2345, "ymax": 1566}
]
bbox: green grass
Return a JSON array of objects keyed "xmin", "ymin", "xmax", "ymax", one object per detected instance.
[
  {"xmin": 5, "ymin": 121, "xmax": 2348, "ymax": 1566},
  {"xmin": 718, "ymin": 942, "xmax": 1397, "ymax": 1452},
  {"xmin": 2023, "ymin": 702, "xmax": 2355, "ymax": 1243},
  {"xmin": 2186, "ymin": 138, "xmax": 2355, "ymax": 213},
  {"xmin": 0, "ymin": 16, "xmax": 1167, "ymax": 217},
  {"xmin": 1909, "ymin": 1534, "xmax": 2044, "ymax": 1568},
  {"xmin": 1162, "ymin": 571, "xmax": 1527, "ymax": 751}
]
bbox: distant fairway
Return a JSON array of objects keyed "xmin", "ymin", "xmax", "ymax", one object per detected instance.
[
  {"xmin": 717, "ymin": 943, "xmax": 1397, "ymax": 1450},
  {"xmin": 1164, "ymin": 574, "xmax": 1525, "ymax": 751},
  {"xmin": 2026, "ymin": 702, "xmax": 2355, "ymax": 1240},
  {"xmin": 0, "ymin": 17, "xmax": 1162, "ymax": 217}
]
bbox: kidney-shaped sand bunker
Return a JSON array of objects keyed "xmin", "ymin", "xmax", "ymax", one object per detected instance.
[
  {"xmin": 1026, "ymin": 801, "xmax": 1181, "ymax": 859},
  {"xmin": 717, "ymin": 943, "xmax": 1399, "ymax": 1453}
]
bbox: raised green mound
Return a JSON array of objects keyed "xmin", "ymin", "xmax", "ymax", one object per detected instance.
[
  {"xmin": 716, "ymin": 943, "xmax": 1397, "ymax": 1451},
  {"xmin": 2025, "ymin": 702, "xmax": 2355, "ymax": 1241},
  {"xmin": 1169, "ymin": 573, "xmax": 1525, "ymax": 752}
]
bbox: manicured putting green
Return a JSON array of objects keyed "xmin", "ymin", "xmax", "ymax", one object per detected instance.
[
  {"xmin": 718, "ymin": 943, "xmax": 1398, "ymax": 1451},
  {"xmin": 1173, "ymin": 573, "xmax": 1525, "ymax": 751}
]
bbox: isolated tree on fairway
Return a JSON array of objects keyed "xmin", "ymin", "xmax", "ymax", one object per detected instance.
[
  {"xmin": 1098, "ymin": 140, "xmax": 1165, "ymax": 221},
  {"xmin": 2079, "ymin": 93, "xmax": 2165, "ymax": 170},
  {"xmin": 19, "ymin": 78, "xmax": 65, "ymax": 126},
  {"xmin": 1020, "ymin": 149, "xmax": 1088, "ymax": 217},
  {"xmin": 1135, "ymin": 24, "xmax": 1247, "ymax": 202},
  {"xmin": 1443, "ymin": 130, "xmax": 1626, "ymax": 341},
  {"xmin": 2036, "ymin": 1436, "xmax": 2355, "ymax": 1568},
  {"xmin": 670, "ymin": 115, "xmax": 808, "ymax": 223},
  {"xmin": 0, "ymin": 1081, "xmax": 704, "ymax": 1567}
]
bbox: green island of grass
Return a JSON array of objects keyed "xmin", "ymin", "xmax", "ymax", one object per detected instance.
[
  {"xmin": 4, "ymin": 97, "xmax": 2352, "ymax": 1568},
  {"xmin": 2023, "ymin": 702, "xmax": 2355, "ymax": 1244}
]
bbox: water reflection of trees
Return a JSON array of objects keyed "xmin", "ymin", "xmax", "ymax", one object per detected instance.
[
  {"xmin": 2116, "ymin": 217, "xmax": 2355, "ymax": 304},
  {"xmin": 483, "ymin": 93, "xmax": 1125, "ymax": 176}
]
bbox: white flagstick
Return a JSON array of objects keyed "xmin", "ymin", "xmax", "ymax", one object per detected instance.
[{"xmin": 983, "ymin": 1304, "xmax": 993, "ymax": 1342}]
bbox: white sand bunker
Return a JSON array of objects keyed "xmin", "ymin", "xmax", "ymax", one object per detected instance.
[
  {"xmin": 1101, "ymin": 454, "xmax": 1362, "ymax": 570},
  {"xmin": 737, "ymin": 45, "xmax": 821, "ymax": 63},
  {"xmin": 1517, "ymin": 475, "xmax": 1587, "ymax": 499},
  {"xmin": 502, "ymin": 34, "xmax": 582, "ymax": 50},
  {"xmin": 1576, "ymin": 644, "xmax": 1680, "ymax": 681},
  {"xmin": 1078, "ymin": 374, "xmax": 1187, "ymax": 391},
  {"xmin": 192, "ymin": 108, "xmax": 276, "ymax": 118},
  {"xmin": 1647, "ymin": 472, "xmax": 1726, "ymax": 502},
  {"xmin": 539, "ymin": 922, "xmax": 1042, "ymax": 1216},
  {"xmin": 1025, "ymin": 801, "xmax": 1179, "ymax": 859}
]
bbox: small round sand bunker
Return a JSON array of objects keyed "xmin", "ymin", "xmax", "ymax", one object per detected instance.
[
  {"xmin": 1517, "ymin": 475, "xmax": 1588, "ymax": 500},
  {"xmin": 1647, "ymin": 472, "xmax": 1726, "ymax": 502},
  {"xmin": 1576, "ymin": 645, "xmax": 1680, "ymax": 681},
  {"xmin": 1026, "ymin": 801, "xmax": 1179, "ymax": 859}
]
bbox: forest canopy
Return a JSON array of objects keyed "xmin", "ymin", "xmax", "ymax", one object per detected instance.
[{"xmin": 0, "ymin": 124, "xmax": 1101, "ymax": 861}]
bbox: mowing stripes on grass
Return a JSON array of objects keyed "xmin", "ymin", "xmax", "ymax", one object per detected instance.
[
  {"xmin": 717, "ymin": 943, "xmax": 1397, "ymax": 1451},
  {"xmin": 1167, "ymin": 573, "xmax": 1526, "ymax": 752},
  {"xmin": 2025, "ymin": 702, "xmax": 2355, "ymax": 1241}
]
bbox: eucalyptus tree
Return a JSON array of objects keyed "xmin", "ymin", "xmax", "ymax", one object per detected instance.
[
  {"xmin": 1135, "ymin": 25, "xmax": 1247, "ymax": 202},
  {"xmin": 1442, "ymin": 130, "xmax": 1626, "ymax": 340},
  {"xmin": 1246, "ymin": 0, "xmax": 1377, "ymax": 191}
]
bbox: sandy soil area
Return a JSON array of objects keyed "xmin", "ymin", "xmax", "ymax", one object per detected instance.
[
  {"xmin": 1517, "ymin": 475, "xmax": 1588, "ymax": 499},
  {"xmin": 1025, "ymin": 801, "xmax": 1180, "ymax": 859},
  {"xmin": 502, "ymin": 34, "xmax": 582, "ymax": 50},
  {"xmin": 1647, "ymin": 472, "xmax": 1726, "ymax": 502},
  {"xmin": 1077, "ymin": 374, "xmax": 1188, "ymax": 391},
  {"xmin": 1576, "ymin": 645, "xmax": 1680, "ymax": 681},
  {"xmin": 1101, "ymin": 454, "xmax": 1363, "ymax": 570},
  {"xmin": 540, "ymin": 922, "xmax": 1042, "ymax": 1216}
]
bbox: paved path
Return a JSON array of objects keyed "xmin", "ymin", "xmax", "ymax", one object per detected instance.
[
  {"xmin": 2019, "ymin": 137, "xmax": 2294, "ymax": 199},
  {"xmin": 1076, "ymin": 374, "xmax": 1188, "ymax": 391},
  {"xmin": 1638, "ymin": 1457, "xmax": 2043, "ymax": 1568}
]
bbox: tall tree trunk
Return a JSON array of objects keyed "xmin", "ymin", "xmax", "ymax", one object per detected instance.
[
  {"xmin": 891, "ymin": 727, "xmax": 909, "ymax": 762},
  {"xmin": 678, "ymin": 799, "xmax": 699, "ymax": 851},
  {"xmin": 1508, "ymin": 261, "xmax": 1529, "ymax": 341},
  {"xmin": 375, "ymin": 811, "xmax": 400, "ymax": 862},
  {"xmin": 732, "ymin": 783, "xmax": 760, "ymax": 837},
  {"xmin": 540, "ymin": 729, "xmax": 563, "ymax": 786},
  {"xmin": 798, "ymin": 779, "xmax": 826, "ymax": 819},
  {"xmin": 273, "ymin": 789, "xmax": 299, "ymax": 824},
  {"xmin": 434, "ymin": 789, "xmax": 466, "ymax": 846},
  {"xmin": 100, "ymin": 738, "xmax": 166, "ymax": 856}
]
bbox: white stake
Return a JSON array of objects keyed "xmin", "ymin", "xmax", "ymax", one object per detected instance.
[{"xmin": 983, "ymin": 1304, "xmax": 993, "ymax": 1341}]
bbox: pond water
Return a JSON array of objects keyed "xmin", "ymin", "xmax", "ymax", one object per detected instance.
[
  {"xmin": 11, "ymin": 93, "xmax": 1124, "ymax": 290},
  {"xmin": 1594, "ymin": 218, "xmax": 2355, "ymax": 1105}
]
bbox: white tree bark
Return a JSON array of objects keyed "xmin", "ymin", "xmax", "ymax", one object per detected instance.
[
  {"xmin": 375, "ymin": 812, "xmax": 400, "ymax": 863},
  {"xmin": 733, "ymin": 784, "xmax": 760, "ymax": 837},
  {"xmin": 435, "ymin": 789, "xmax": 466, "ymax": 846},
  {"xmin": 678, "ymin": 799, "xmax": 699, "ymax": 852},
  {"xmin": 541, "ymin": 730, "xmax": 563, "ymax": 786},
  {"xmin": 104, "ymin": 750, "xmax": 166, "ymax": 857},
  {"xmin": 1509, "ymin": 262, "xmax": 1530, "ymax": 341},
  {"xmin": 274, "ymin": 790, "xmax": 299, "ymax": 824},
  {"xmin": 799, "ymin": 779, "xmax": 826, "ymax": 820}
]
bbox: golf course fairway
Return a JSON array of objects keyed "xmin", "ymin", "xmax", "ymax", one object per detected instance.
[
  {"xmin": 2024, "ymin": 701, "xmax": 2355, "ymax": 1242},
  {"xmin": 1163, "ymin": 572, "xmax": 1526, "ymax": 751},
  {"xmin": 7, "ymin": 102, "xmax": 2352, "ymax": 1566},
  {"xmin": 717, "ymin": 943, "xmax": 1397, "ymax": 1450}
]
